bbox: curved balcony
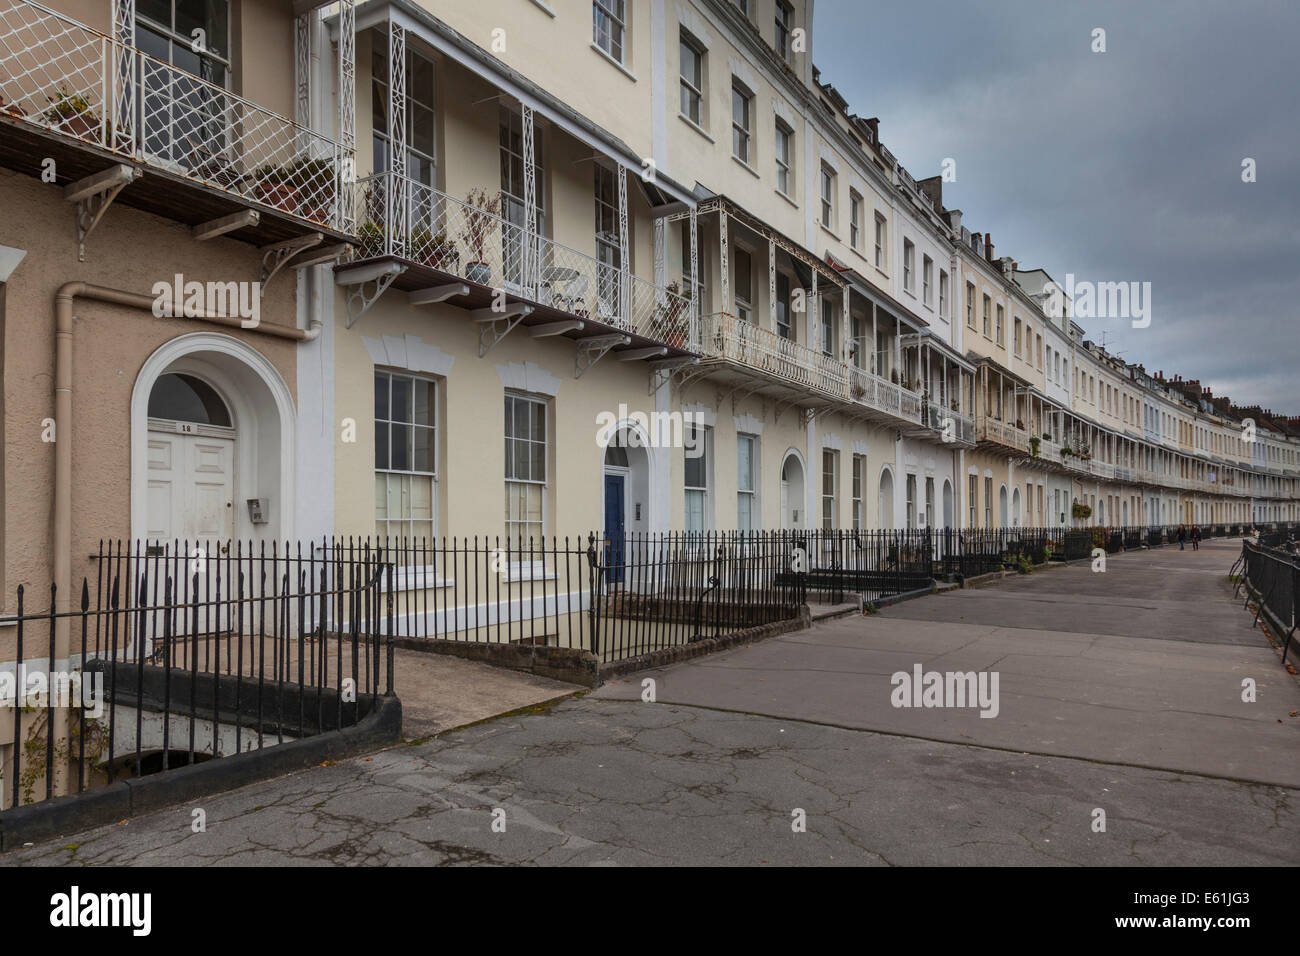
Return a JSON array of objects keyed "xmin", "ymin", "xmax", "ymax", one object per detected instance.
[
  {"xmin": 0, "ymin": 0, "xmax": 348, "ymax": 243},
  {"xmin": 699, "ymin": 311, "xmax": 846, "ymax": 400},
  {"xmin": 350, "ymin": 172, "xmax": 694, "ymax": 358}
]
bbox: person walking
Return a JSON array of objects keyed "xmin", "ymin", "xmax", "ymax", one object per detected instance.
[
  {"xmin": 1191, "ymin": 525, "xmax": 1201, "ymax": 551},
  {"xmin": 1177, "ymin": 524, "xmax": 1186, "ymax": 550}
]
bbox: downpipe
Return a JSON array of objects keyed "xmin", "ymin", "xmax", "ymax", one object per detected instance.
[{"xmin": 53, "ymin": 281, "xmax": 322, "ymax": 635}]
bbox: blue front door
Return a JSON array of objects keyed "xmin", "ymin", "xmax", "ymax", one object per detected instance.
[{"xmin": 603, "ymin": 473, "xmax": 625, "ymax": 584}]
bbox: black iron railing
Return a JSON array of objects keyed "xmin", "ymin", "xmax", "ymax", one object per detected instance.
[
  {"xmin": 1235, "ymin": 539, "xmax": 1299, "ymax": 664},
  {"xmin": 1, "ymin": 538, "xmax": 395, "ymax": 812}
]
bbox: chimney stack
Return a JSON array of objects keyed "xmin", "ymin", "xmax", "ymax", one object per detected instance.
[{"xmin": 984, "ymin": 232, "xmax": 994, "ymax": 262}]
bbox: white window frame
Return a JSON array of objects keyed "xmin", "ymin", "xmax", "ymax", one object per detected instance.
[
  {"xmin": 851, "ymin": 454, "xmax": 865, "ymax": 531},
  {"xmin": 820, "ymin": 163, "xmax": 835, "ymax": 228},
  {"xmin": 375, "ymin": 369, "xmax": 438, "ymax": 548},
  {"xmin": 774, "ymin": 118, "xmax": 792, "ymax": 195},
  {"xmin": 505, "ymin": 391, "xmax": 549, "ymax": 549},
  {"xmin": 731, "ymin": 79, "xmax": 753, "ymax": 164},
  {"xmin": 593, "ymin": 0, "xmax": 627, "ymax": 64},
  {"xmin": 679, "ymin": 31, "xmax": 704, "ymax": 125},
  {"xmin": 737, "ymin": 433, "xmax": 758, "ymax": 531},
  {"xmin": 821, "ymin": 448, "xmax": 838, "ymax": 530},
  {"xmin": 685, "ymin": 422, "xmax": 713, "ymax": 533}
]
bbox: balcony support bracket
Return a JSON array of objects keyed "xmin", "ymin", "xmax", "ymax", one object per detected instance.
[
  {"xmin": 193, "ymin": 209, "xmax": 260, "ymax": 242},
  {"xmin": 261, "ymin": 233, "xmax": 324, "ymax": 289},
  {"xmin": 648, "ymin": 356, "xmax": 702, "ymax": 395},
  {"xmin": 575, "ymin": 333, "xmax": 631, "ymax": 379},
  {"xmin": 530, "ymin": 319, "xmax": 585, "ymax": 338},
  {"xmin": 336, "ymin": 260, "xmax": 407, "ymax": 328},
  {"xmin": 65, "ymin": 164, "xmax": 137, "ymax": 262},
  {"xmin": 617, "ymin": 347, "xmax": 668, "ymax": 361},
  {"xmin": 409, "ymin": 283, "xmax": 470, "ymax": 307},
  {"xmin": 475, "ymin": 303, "xmax": 535, "ymax": 357}
]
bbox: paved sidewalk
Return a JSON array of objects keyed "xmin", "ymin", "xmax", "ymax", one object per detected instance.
[
  {"xmin": 2, "ymin": 535, "xmax": 1295, "ymax": 866},
  {"xmin": 596, "ymin": 536, "xmax": 1300, "ymax": 787}
]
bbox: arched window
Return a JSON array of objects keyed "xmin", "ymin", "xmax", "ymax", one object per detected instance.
[{"xmin": 148, "ymin": 373, "xmax": 232, "ymax": 427}]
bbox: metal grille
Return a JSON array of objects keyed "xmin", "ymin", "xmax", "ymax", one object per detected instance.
[
  {"xmin": 0, "ymin": 0, "xmax": 347, "ymax": 230},
  {"xmin": 354, "ymin": 172, "xmax": 693, "ymax": 347}
]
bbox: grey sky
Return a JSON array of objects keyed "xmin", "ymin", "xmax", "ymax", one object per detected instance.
[{"xmin": 813, "ymin": 0, "xmax": 1300, "ymax": 415}]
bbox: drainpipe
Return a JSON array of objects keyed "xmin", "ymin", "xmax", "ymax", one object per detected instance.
[{"xmin": 53, "ymin": 281, "xmax": 321, "ymax": 628}]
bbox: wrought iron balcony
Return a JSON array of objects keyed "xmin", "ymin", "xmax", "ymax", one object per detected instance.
[
  {"xmin": 976, "ymin": 416, "xmax": 1030, "ymax": 453},
  {"xmin": 351, "ymin": 172, "xmax": 694, "ymax": 355},
  {"xmin": 699, "ymin": 311, "xmax": 847, "ymax": 400},
  {"xmin": 0, "ymin": 0, "xmax": 349, "ymax": 242}
]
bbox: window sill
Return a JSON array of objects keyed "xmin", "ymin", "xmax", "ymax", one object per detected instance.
[
  {"xmin": 819, "ymin": 223, "xmax": 839, "ymax": 242},
  {"xmin": 528, "ymin": 0, "xmax": 557, "ymax": 15},
  {"xmin": 387, "ymin": 566, "xmax": 455, "ymax": 592},
  {"xmin": 774, "ymin": 187, "xmax": 799, "ymax": 209},
  {"xmin": 731, "ymin": 154, "xmax": 760, "ymax": 179},
  {"xmin": 678, "ymin": 112, "xmax": 714, "ymax": 143},
  {"xmin": 590, "ymin": 43, "xmax": 637, "ymax": 81}
]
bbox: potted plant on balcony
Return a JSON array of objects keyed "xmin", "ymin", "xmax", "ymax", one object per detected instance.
[
  {"xmin": 459, "ymin": 187, "xmax": 501, "ymax": 285},
  {"xmin": 287, "ymin": 157, "xmax": 335, "ymax": 223},
  {"xmin": 657, "ymin": 281, "xmax": 692, "ymax": 349},
  {"xmin": 1029, "ymin": 436, "xmax": 1041, "ymax": 457},
  {"xmin": 851, "ymin": 381, "xmax": 867, "ymax": 401},
  {"xmin": 0, "ymin": 92, "xmax": 26, "ymax": 119},
  {"xmin": 255, "ymin": 162, "xmax": 299, "ymax": 213},
  {"xmin": 43, "ymin": 86, "xmax": 99, "ymax": 140},
  {"xmin": 408, "ymin": 225, "xmax": 458, "ymax": 271}
]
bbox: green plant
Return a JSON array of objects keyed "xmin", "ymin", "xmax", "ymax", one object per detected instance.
[
  {"xmin": 255, "ymin": 161, "xmax": 292, "ymax": 186},
  {"xmin": 411, "ymin": 226, "xmax": 457, "ymax": 266},
  {"xmin": 44, "ymin": 86, "xmax": 95, "ymax": 123},
  {"xmin": 459, "ymin": 187, "xmax": 502, "ymax": 263},
  {"xmin": 286, "ymin": 156, "xmax": 333, "ymax": 191}
]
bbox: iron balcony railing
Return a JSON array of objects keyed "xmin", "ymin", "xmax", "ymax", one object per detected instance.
[
  {"xmin": 0, "ymin": 0, "xmax": 348, "ymax": 231},
  {"xmin": 700, "ymin": 311, "xmax": 848, "ymax": 400},
  {"xmin": 354, "ymin": 171, "xmax": 694, "ymax": 349},
  {"xmin": 699, "ymin": 313, "xmax": 961, "ymax": 435},
  {"xmin": 976, "ymin": 416, "xmax": 1029, "ymax": 453}
]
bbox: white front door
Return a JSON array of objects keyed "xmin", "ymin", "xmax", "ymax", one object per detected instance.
[{"xmin": 147, "ymin": 422, "xmax": 236, "ymax": 544}]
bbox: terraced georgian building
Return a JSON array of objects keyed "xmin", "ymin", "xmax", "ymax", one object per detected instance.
[{"xmin": 0, "ymin": 0, "xmax": 1297, "ymax": 609}]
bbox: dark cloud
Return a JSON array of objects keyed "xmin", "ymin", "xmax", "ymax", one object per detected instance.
[{"xmin": 814, "ymin": 0, "xmax": 1300, "ymax": 414}]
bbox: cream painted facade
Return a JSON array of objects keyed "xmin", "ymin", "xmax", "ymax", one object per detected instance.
[
  {"xmin": 1, "ymin": 0, "xmax": 1297, "ymax": 801},
  {"xmin": 0, "ymin": 0, "xmax": 1297, "ymax": 611}
]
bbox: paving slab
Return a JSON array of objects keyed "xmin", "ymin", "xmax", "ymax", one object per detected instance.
[
  {"xmin": 2, "ymin": 699, "xmax": 1294, "ymax": 866},
  {"xmin": 595, "ymin": 536, "xmax": 1300, "ymax": 787}
]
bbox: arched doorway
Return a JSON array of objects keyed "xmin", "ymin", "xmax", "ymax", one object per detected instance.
[
  {"xmin": 1011, "ymin": 487, "xmax": 1021, "ymax": 527},
  {"xmin": 132, "ymin": 333, "xmax": 295, "ymax": 547},
  {"xmin": 877, "ymin": 467, "xmax": 895, "ymax": 529},
  {"xmin": 942, "ymin": 479, "xmax": 954, "ymax": 528},
  {"xmin": 602, "ymin": 426, "xmax": 651, "ymax": 582},
  {"xmin": 780, "ymin": 452, "xmax": 805, "ymax": 530},
  {"xmin": 146, "ymin": 372, "xmax": 237, "ymax": 543},
  {"xmin": 999, "ymin": 485, "xmax": 1008, "ymax": 527}
]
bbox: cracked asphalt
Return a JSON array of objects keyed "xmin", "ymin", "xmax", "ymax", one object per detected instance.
[{"xmin": 3, "ymin": 536, "xmax": 1296, "ymax": 866}]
